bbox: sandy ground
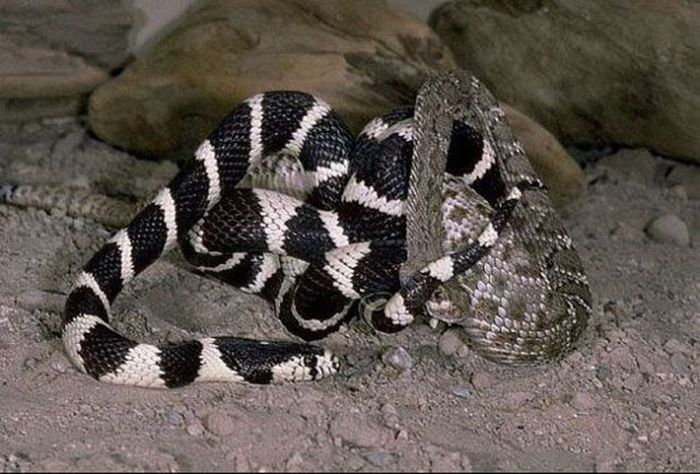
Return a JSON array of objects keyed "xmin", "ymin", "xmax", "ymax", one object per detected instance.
[{"xmin": 0, "ymin": 117, "xmax": 698, "ymax": 472}]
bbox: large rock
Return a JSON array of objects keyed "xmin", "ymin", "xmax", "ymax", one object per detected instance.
[
  {"xmin": 89, "ymin": 0, "xmax": 583, "ymax": 202},
  {"xmin": 0, "ymin": 0, "xmax": 133, "ymax": 70},
  {"xmin": 88, "ymin": 0, "xmax": 457, "ymax": 158},
  {"xmin": 0, "ymin": 1, "xmax": 133, "ymax": 121},
  {"xmin": 0, "ymin": 42, "xmax": 108, "ymax": 99},
  {"xmin": 431, "ymin": 0, "xmax": 700, "ymax": 164},
  {"xmin": 0, "ymin": 38, "xmax": 109, "ymax": 122}
]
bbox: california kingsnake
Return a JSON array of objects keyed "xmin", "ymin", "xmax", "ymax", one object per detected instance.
[{"xmin": 53, "ymin": 71, "xmax": 591, "ymax": 388}]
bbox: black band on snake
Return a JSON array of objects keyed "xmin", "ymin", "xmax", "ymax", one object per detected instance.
[{"xmin": 56, "ymin": 71, "xmax": 591, "ymax": 388}]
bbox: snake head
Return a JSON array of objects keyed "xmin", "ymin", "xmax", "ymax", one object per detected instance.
[{"xmin": 425, "ymin": 284, "xmax": 469, "ymax": 324}]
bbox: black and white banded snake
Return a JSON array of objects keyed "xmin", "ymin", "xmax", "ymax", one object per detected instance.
[{"xmin": 4, "ymin": 71, "xmax": 591, "ymax": 388}]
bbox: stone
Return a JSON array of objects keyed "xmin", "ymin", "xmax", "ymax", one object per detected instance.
[
  {"xmin": 329, "ymin": 412, "xmax": 392, "ymax": 448},
  {"xmin": 89, "ymin": 0, "xmax": 455, "ymax": 158},
  {"xmin": 621, "ymin": 372, "xmax": 643, "ymax": 391},
  {"xmin": 663, "ymin": 338, "xmax": 692, "ymax": 356},
  {"xmin": 607, "ymin": 346, "xmax": 637, "ymax": 372},
  {"xmin": 363, "ymin": 450, "xmax": 396, "ymax": 468},
  {"xmin": 0, "ymin": 97, "xmax": 85, "ymax": 123},
  {"xmin": 429, "ymin": 452, "xmax": 463, "ymax": 472},
  {"xmin": 431, "ymin": 0, "xmax": 700, "ymax": 164},
  {"xmin": 163, "ymin": 410, "xmax": 184, "ymax": 427},
  {"xmin": 186, "ymin": 420, "xmax": 204, "ymax": 436},
  {"xmin": 471, "ymin": 370, "xmax": 495, "ymax": 390},
  {"xmin": 49, "ymin": 359, "xmax": 68, "ymax": 374},
  {"xmin": 0, "ymin": 41, "xmax": 108, "ymax": 122},
  {"xmin": 0, "ymin": 1, "xmax": 132, "ymax": 121},
  {"xmin": 670, "ymin": 353, "xmax": 691, "ymax": 377},
  {"xmin": 285, "ymin": 452, "xmax": 305, "ymax": 471},
  {"xmin": 502, "ymin": 391, "xmax": 531, "ymax": 410},
  {"xmin": 0, "ymin": 42, "xmax": 108, "ymax": 99},
  {"xmin": 15, "ymin": 289, "xmax": 64, "ymax": 313},
  {"xmin": 87, "ymin": 0, "xmax": 583, "ymax": 203},
  {"xmin": 645, "ymin": 214, "xmax": 691, "ymax": 246},
  {"xmin": 571, "ymin": 392, "xmax": 597, "ymax": 411},
  {"xmin": 0, "ymin": 0, "xmax": 133, "ymax": 70},
  {"xmin": 451, "ymin": 385, "xmax": 474, "ymax": 399},
  {"xmin": 438, "ymin": 328, "xmax": 464, "ymax": 356},
  {"xmin": 595, "ymin": 148, "xmax": 662, "ymax": 185},
  {"xmin": 665, "ymin": 164, "xmax": 700, "ymax": 200},
  {"xmin": 382, "ymin": 346, "xmax": 414, "ymax": 372},
  {"xmin": 202, "ymin": 411, "xmax": 236, "ymax": 436},
  {"xmin": 669, "ymin": 185, "xmax": 688, "ymax": 201}
]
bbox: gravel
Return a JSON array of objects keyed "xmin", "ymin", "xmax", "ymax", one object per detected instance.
[{"xmin": 0, "ymin": 120, "xmax": 698, "ymax": 471}]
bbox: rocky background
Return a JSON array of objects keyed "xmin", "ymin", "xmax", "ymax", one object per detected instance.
[{"xmin": 0, "ymin": 0, "xmax": 697, "ymax": 472}]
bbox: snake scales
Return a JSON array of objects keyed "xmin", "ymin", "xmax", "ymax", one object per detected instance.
[{"xmin": 1, "ymin": 70, "xmax": 591, "ymax": 387}]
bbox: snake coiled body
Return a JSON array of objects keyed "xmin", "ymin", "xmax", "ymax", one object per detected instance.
[{"xmin": 8, "ymin": 71, "xmax": 590, "ymax": 388}]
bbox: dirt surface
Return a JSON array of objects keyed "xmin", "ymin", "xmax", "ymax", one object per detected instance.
[{"xmin": 0, "ymin": 117, "xmax": 698, "ymax": 472}]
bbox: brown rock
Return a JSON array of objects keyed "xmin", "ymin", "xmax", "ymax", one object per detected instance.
[
  {"xmin": 0, "ymin": 96, "xmax": 84, "ymax": 123},
  {"xmin": 329, "ymin": 411, "xmax": 392, "ymax": 448},
  {"xmin": 0, "ymin": 0, "xmax": 133, "ymax": 70},
  {"xmin": 431, "ymin": 0, "xmax": 700, "ymax": 164},
  {"xmin": 0, "ymin": 41, "xmax": 108, "ymax": 99},
  {"xmin": 645, "ymin": 214, "xmax": 691, "ymax": 247},
  {"xmin": 202, "ymin": 411, "xmax": 236, "ymax": 437},
  {"xmin": 89, "ymin": 0, "xmax": 455, "ymax": 158},
  {"xmin": 502, "ymin": 104, "xmax": 585, "ymax": 207},
  {"xmin": 88, "ymin": 0, "xmax": 583, "ymax": 201},
  {"xmin": 0, "ymin": 37, "xmax": 109, "ymax": 122}
]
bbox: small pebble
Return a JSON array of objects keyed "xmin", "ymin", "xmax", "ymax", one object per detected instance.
[
  {"xmin": 329, "ymin": 412, "xmax": 391, "ymax": 448},
  {"xmin": 163, "ymin": 410, "xmax": 184, "ymax": 427},
  {"xmin": 622, "ymin": 372, "xmax": 644, "ymax": 391},
  {"xmin": 380, "ymin": 402, "xmax": 398, "ymax": 417},
  {"xmin": 664, "ymin": 338, "xmax": 691, "ymax": 356},
  {"xmin": 608, "ymin": 346, "xmax": 637, "ymax": 372},
  {"xmin": 50, "ymin": 359, "xmax": 68, "ymax": 374},
  {"xmin": 203, "ymin": 412, "xmax": 236, "ymax": 436},
  {"xmin": 645, "ymin": 214, "xmax": 690, "ymax": 246},
  {"xmin": 451, "ymin": 385, "xmax": 474, "ymax": 399},
  {"xmin": 438, "ymin": 328, "xmax": 464, "ymax": 357},
  {"xmin": 51, "ymin": 130, "xmax": 85, "ymax": 159},
  {"xmin": 637, "ymin": 357, "xmax": 655, "ymax": 375},
  {"xmin": 186, "ymin": 420, "xmax": 204, "ymax": 436},
  {"xmin": 382, "ymin": 346, "xmax": 413, "ymax": 371},
  {"xmin": 71, "ymin": 218, "xmax": 85, "ymax": 231},
  {"xmin": 669, "ymin": 184, "xmax": 688, "ymax": 200},
  {"xmin": 345, "ymin": 455, "xmax": 366, "ymax": 471},
  {"xmin": 286, "ymin": 452, "xmax": 304, "ymax": 470},
  {"xmin": 566, "ymin": 350, "xmax": 584, "ymax": 365},
  {"xmin": 15, "ymin": 289, "xmax": 64, "ymax": 313},
  {"xmin": 471, "ymin": 371, "xmax": 494, "ymax": 390},
  {"xmin": 670, "ymin": 353, "xmax": 691, "ymax": 377},
  {"xmin": 429, "ymin": 450, "xmax": 465, "ymax": 472},
  {"xmin": 502, "ymin": 391, "xmax": 530, "ymax": 410},
  {"xmin": 363, "ymin": 450, "xmax": 395, "ymax": 467},
  {"xmin": 571, "ymin": 392, "xmax": 597, "ymax": 411}
]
